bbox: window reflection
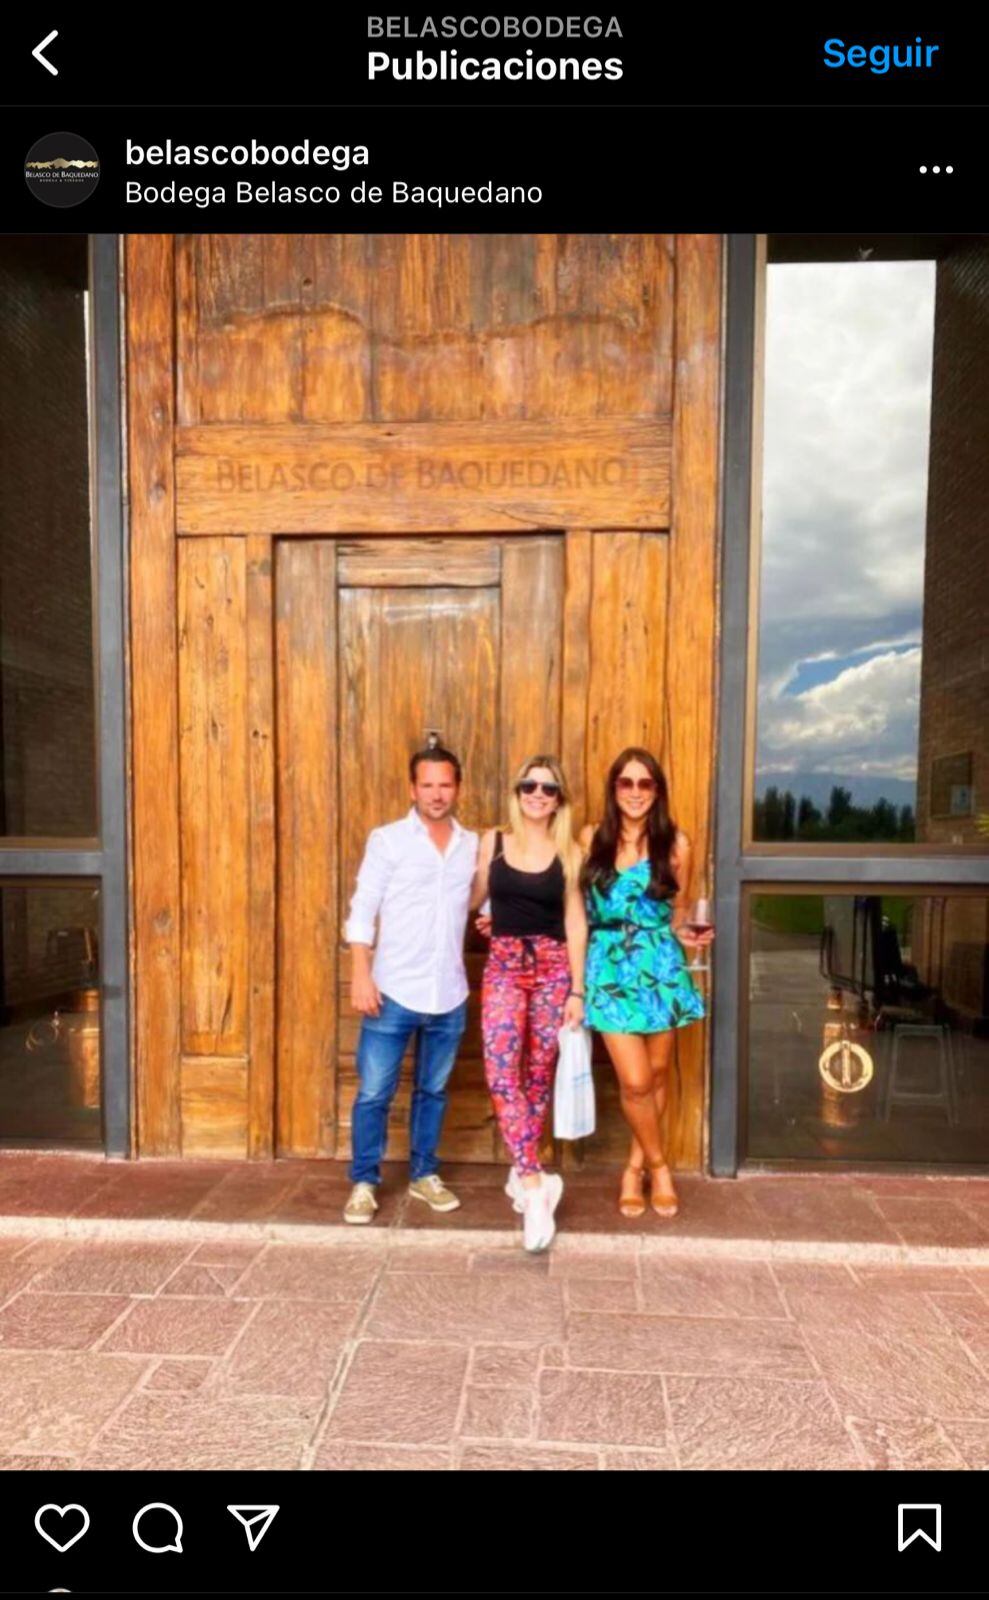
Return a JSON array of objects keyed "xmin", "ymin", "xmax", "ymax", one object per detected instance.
[
  {"xmin": 0, "ymin": 237, "xmax": 97, "ymax": 839},
  {"xmin": 0, "ymin": 884, "xmax": 101, "ymax": 1145},
  {"xmin": 753, "ymin": 237, "xmax": 989, "ymax": 848},
  {"xmin": 747, "ymin": 891, "xmax": 989, "ymax": 1163}
]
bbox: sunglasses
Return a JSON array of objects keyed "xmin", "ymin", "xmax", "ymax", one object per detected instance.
[
  {"xmin": 517, "ymin": 779, "xmax": 561, "ymax": 798},
  {"xmin": 616, "ymin": 776, "xmax": 658, "ymax": 794}
]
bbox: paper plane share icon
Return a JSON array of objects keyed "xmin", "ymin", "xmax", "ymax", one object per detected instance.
[{"xmin": 227, "ymin": 1504, "xmax": 280, "ymax": 1552}]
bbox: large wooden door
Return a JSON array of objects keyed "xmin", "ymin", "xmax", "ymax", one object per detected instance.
[
  {"xmin": 127, "ymin": 232, "xmax": 720, "ymax": 1171},
  {"xmin": 275, "ymin": 533, "xmax": 565, "ymax": 1160}
]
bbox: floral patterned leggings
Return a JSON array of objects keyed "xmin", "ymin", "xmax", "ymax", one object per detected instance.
[{"xmin": 481, "ymin": 935, "xmax": 572, "ymax": 1176}]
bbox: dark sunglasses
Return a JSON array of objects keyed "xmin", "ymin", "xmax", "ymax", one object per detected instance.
[
  {"xmin": 616, "ymin": 776, "xmax": 658, "ymax": 794},
  {"xmin": 517, "ymin": 779, "xmax": 561, "ymax": 798}
]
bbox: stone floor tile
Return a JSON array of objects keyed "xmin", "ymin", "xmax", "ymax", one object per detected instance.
[
  {"xmin": 73, "ymin": 1164, "xmax": 223, "ymax": 1220},
  {"xmin": 928, "ymin": 1294, "xmax": 989, "ymax": 1339},
  {"xmin": 471, "ymin": 1344, "xmax": 541, "ymax": 1385},
  {"xmin": 566, "ymin": 1311, "xmax": 814, "ymax": 1378},
  {"xmin": 323, "ymin": 1340, "xmax": 468, "ymax": 1445},
  {"xmin": 34, "ymin": 1242, "xmax": 193, "ymax": 1296},
  {"xmin": 0, "ymin": 1262, "xmax": 47, "ymax": 1309},
  {"xmin": 639, "ymin": 1258, "xmax": 787, "ymax": 1320},
  {"xmin": 540, "ymin": 1344, "xmax": 567, "ymax": 1367},
  {"xmin": 667, "ymin": 1376, "xmax": 859, "ymax": 1469},
  {"xmin": 101, "ymin": 1296, "xmax": 255, "ymax": 1356},
  {"xmin": 461, "ymin": 1386, "xmax": 533, "ymax": 1439},
  {"xmin": 399, "ymin": 1186, "xmax": 517, "ymax": 1230},
  {"xmin": 813, "ymin": 1328, "xmax": 989, "ymax": 1420},
  {"xmin": 190, "ymin": 1168, "xmax": 304, "ymax": 1223},
  {"xmin": 870, "ymin": 1197, "xmax": 989, "ymax": 1248},
  {"xmin": 82, "ymin": 1392, "xmax": 316, "ymax": 1469},
  {"xmin": 469, "ymin": 1247, "xmax": 550, "ymax": 1275},
  {"xmin": 189, "ymin": 1240, "xmax": 266, "ymax": 1267},
  {"xmin": 0, "ymin": 1158, "xmax": 115, "ymax": 1217},
  {"xmin": 537, "ymin": 1368, "xmax": 670, "ymax": 1448},
  {"xmin": 783, "ymin": 1286, "xmax": 946, "ymax": 1335},
  {"xmin": 0, "ymin": 1454, "xmax": 81, "ymax": 1468},
  {"xmin": 159, "ymin": 1263, "xmax": 250, "ymax": 1297},
  {"xmin": 940, "ymin": 1421, "xmax": 989, "ymax": 1469},
  {"xmin": 441, "ymin": 1163, "xmax": 515, "ymax": 1189},
  {"xmin": 0, "ymin": 1351, "xmax": 148, "ymax": 1453},
  {"xmin": 851, "ymin": 1264, "xmax": 973, "ymax": 1291},
  {"xmin": 548, "ymin": 1251, "xmax": 638, "ymax": 1280},
  {"xmin": 314, "ymin": 1442, "xmax": 452, "ymax": 1469},
  {"xmin": 366, "ymin": 1273, "xmax": 565, "ymax": 1344},
  {"xmin": 222, "ymin": 1300, "xmax": 357, "ymax": 1396},
  {"xmin": 565, "ymin": 1279, "xmax": 639, "ymax": 1313},
  {"xmin": 458, "ymin": 1444, "xmax": 599, "ymax": 1469},
  {"xmin": 602, "ymin": 1448, "xmax": 677, "ymax": 1469},
  {"xmin": 847, "ymin": 1416, "xmax": 966, "ymax": 1469},
  {"xmin": 234, "ymin": 1244, "xmax": 382, "ymax": 1302},
  {"xmin": 771, "ymin": 1262, "xmax": 858, "ymax": 1290},
  {"xmin": 271, "ymin": 1175, "xmax": 405, "ymax": 1227},
  {"xmin": 384, "ymin": 1245, "xmax": 471, "ymax": 1274},
  {"xmin": 746, "ymin": 1184, "xmax": 895, "ymax": 1245},
  {"xmin": 144, "ymin": 1358, "xmax": 214, "ymax": 1393},
  {"xmin": 0, "ymin": 1292, "xmax": 130, "ymax": 1351}
]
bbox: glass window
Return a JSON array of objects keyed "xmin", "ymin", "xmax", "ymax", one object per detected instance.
[
  {"xmin": 747, "ymin": 889, "xmax": 989, "ymax": 1163},
  {"xmin": 0, "ymin": 882, "xmax": 102, "ymax": 1145},
  {"xmin": 0, "ymin": 237, "xmax": 97, "ymax": 838},
  {"xmin": 752, "ymin": 236, "xmax": 989, "ymax": 848}
]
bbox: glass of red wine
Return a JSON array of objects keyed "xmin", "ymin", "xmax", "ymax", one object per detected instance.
[{"xmin": 683, "ymin": 897, "xmax": 713, "ymax": 973}]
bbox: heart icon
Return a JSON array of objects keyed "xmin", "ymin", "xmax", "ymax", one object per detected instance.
[{"xmin": 34, "ymin": 1503, "xmax": 90, "ymax": 1553}]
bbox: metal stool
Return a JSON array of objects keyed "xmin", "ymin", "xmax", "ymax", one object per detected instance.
[{"xmin": 882, "ymin": 1023, "xmax": 957, "ymax": 1126}]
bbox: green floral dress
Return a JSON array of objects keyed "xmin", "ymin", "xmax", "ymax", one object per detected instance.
[{"xmin": 584, "ymin": 859, "xmax": 706, "ymax": 1034}]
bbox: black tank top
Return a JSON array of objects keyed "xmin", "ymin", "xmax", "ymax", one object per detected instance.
[{"xmin": 489, "ymin": 832, "xmax": 566, "ymax": 941}]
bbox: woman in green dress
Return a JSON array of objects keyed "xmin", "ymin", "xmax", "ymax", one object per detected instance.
[{"xmin": 580, "ymin": 747, "xmax": 712, "ymax": 1219}]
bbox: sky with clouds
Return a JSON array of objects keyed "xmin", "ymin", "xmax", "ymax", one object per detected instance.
[{"xmin": 756, "ymin": 259, "xmax": 935, "ymax": 800}]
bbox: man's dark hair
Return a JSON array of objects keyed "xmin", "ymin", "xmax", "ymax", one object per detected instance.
[{"xmin": 409, "ymin": 745, "xmax": 462, "ymax": 783}]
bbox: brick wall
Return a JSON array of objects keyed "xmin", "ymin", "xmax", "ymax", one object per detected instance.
[{"xmin": 915, "ymin": 241, "xmax": 989, "ymax": 1019}]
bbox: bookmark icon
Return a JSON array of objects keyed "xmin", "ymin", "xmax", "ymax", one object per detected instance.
[{"xmin": 227, "ymin": 1504, "xmax": 280, "ymax": 1552}]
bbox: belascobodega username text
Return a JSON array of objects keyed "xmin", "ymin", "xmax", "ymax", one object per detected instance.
[
  {"xmin": 123, "ymin": 143, "xmax": 541, "ymax": 207},
  {"xmin": 125, "ymin": 180, "xmax": 542, "ymax": 208}
]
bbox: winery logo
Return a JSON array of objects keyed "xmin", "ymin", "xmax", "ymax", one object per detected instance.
[{"xmin": 25, "ymin": 132, "xmax": 100, "ymax": 207}]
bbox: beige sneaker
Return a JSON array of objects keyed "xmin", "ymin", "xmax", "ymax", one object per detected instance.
[
  {"xmin": 408, "ymin": 1174, "xmax": 461, "ymax": 1212},
  {"xmin": 343, "ymin": 1182, "xmax": 379, "ymax": 1225}
]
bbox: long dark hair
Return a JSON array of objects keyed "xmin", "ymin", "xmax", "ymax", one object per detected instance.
[{"xmin": 581, "ymin": 747, "xmax": 679, "ymax": 901}]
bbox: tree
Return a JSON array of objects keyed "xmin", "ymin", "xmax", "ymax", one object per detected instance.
[
  {"xmin": 781, "ymin": 791, "xmax": 796, "ymax": 839},
  {"xmin": 797, "ymin": 795, "xmax": 821, "ymax": 834},
  {"xmin": 827, "ymin": 785, "xmax": 854, "ymax": 827}
]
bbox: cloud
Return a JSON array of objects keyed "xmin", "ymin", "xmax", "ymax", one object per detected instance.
[
  {"xmin": 758, "ymin": 645, "xmax": 922, "ymax": 782},
  {"xmin": 756, "ymin": 259, "xmax": 934, "ymax": 778}
]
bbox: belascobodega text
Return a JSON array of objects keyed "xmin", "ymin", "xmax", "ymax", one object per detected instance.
[{"xmin": 125, "ymin": 180, "xmax": 544, "ymax": 209}]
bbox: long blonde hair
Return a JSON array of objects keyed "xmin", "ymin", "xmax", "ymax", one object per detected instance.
[{"xmin": 505, "ymin": 754, "xmax": 582, "ymax": 890}]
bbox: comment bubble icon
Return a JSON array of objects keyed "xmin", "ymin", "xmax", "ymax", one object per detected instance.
[{"xmin": 132, "ymin": 1502, "xmax": 184, "ymax": 1554}]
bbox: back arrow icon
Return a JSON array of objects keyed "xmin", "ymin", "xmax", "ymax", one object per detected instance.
[{"xmin": 32, "ymin": 30, "xmax": 59, "ymax": 76}]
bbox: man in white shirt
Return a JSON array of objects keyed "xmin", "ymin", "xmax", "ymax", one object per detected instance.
[{"xmin": 342, "ymin": 742, "xmax": 479, "ymax": 1224}]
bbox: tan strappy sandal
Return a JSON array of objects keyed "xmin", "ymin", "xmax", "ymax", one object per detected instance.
[
  {"xmin": 619, "ymin": 1164, "xmax": 647, "ymax": 1219},
  {"xmin": 648, "ymin": 1162, "xmax": 680, "ymax": 1219}
]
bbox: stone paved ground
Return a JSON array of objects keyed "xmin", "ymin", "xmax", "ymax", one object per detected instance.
[{"xmin": 1, "ymin": 1154, "xmax": 989, "ymax": 1470}]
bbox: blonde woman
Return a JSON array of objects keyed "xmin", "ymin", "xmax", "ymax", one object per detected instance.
[{"xmin": 471, "ymin": 756, "xmax": 587, "ymax": 1251}]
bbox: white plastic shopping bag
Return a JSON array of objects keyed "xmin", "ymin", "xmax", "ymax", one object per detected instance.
[{"xmin": 554, "ymin": 1024, "xmax": 596, "ymax": 1140}]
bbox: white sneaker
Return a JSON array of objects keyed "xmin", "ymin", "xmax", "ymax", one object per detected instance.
[
  {"xmin": 522, "ymin": 1173, "xmax": 564, "ymax": 1252},
  {"xmin": 504, "ymin": 1166, "xmax": 525, "ymax": 1214}
]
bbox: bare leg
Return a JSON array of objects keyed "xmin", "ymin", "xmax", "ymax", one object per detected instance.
[
  {"xmin": 601, "ymin": 1032, "xmax": 665, "ymax": 1166},
  {"xmin": 627, "ymin": 1032, "xmax": 675, "ymax": 1168}
]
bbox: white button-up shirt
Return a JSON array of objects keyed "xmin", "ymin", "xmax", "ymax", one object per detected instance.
[{"xmin": 344, "ymin": 807, "xmax": 479, "ymax": 1015}]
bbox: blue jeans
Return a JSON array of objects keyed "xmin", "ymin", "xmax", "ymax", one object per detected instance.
[{"xmin": 349, "ymin": 994, "xmax": 468, "ymax": 1185}]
